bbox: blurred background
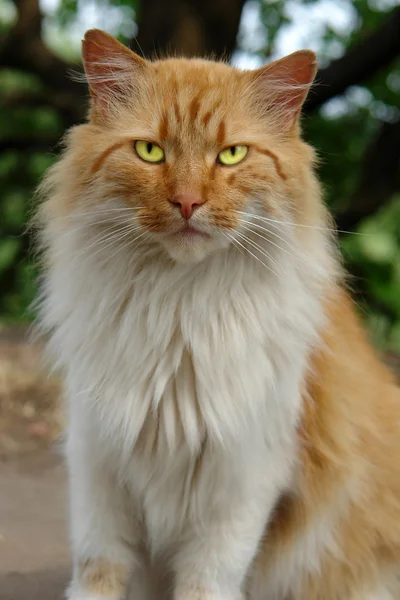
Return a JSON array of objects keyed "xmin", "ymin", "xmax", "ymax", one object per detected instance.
[
  {"xmin": 0, "ymin": 0, "xmax": 400, "ymax": 352},
  {"xmin": 0, "ymin": 2, "xmax": 399, "ymax": 595}
]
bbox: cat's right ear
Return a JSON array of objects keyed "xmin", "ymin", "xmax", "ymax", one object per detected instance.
[
  {"xmin": 82, "ymin": 29, "xmax": 146, "ymax": 117},
  {"xmin": 250, "ymin": 50, "xmax": 317, "ymax": 135}
]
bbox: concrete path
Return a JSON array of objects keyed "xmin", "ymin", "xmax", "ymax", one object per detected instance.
[{"xmin": 0, "ymin": 450, "xmax": 70, "ymax": 600}]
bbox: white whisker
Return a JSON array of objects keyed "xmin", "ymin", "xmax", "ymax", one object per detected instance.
[
  {"xmin": 60, "ymin": 217, "xmax": 148, "ymax": 235},
  {"xmin": 56, "ymin": 207, "xmax": 145, "ymax": 221},
  {"xmin": 237, "ymin": 219, "xmax": 307, "ymax": 262},
  {"xmin": 223, "ymin": 231, "xmax": 279, "ymax": 279},
  {"xmin": 105, "ymin": 230, "xmax": 148, "ymax": 263},
  {"xmin": 233, "ymin": 230, "xmax": 282, "ymax": 271},
  {"xmin": 237, "ymin": 220, "xmax": 330, "ymax": 277},
  {"xmin": 237, "ymin": 211, "xmax": 368, "ymax": 236},
  {"xmin": 222, "ymin": 231, "xmax": 247, "ymax": 259},
  {"xmin": 72, "ymin": 224, "xmax": 144, "ymax": 263},
  {"xmin": 66, "ymin": 217, "xmax": 151, "ymax": 249}
]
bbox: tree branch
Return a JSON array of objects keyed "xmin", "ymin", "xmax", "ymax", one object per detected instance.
[
  {"xmin": 305, "ymin": 7, "xmax": 400, "ymax": 113},
  {"xmin": 12, "ymin": 0, "xmax": 42, "ymax": 39}
]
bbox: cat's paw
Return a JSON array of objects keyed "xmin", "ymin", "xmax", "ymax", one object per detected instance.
[
  {"xmin": 67, "ymin": 558, "xmax": 129, "ymax": 600},
  {"xmin": 174, "ymin": 587, "xmax": 243, "ymax": 600},
  {"xmin": 68, "ymin": 596, "xmax": 117, "ymax": 600},
  {"xmin": 67, "ymin": 585, "xmax": 126, "ymax": 600}
]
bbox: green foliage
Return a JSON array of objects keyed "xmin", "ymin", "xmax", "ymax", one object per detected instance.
[
  {"xmin": 0, "ymin": 63, "xmax": 61, "ymax": 322},
  {"xmin": 0, "ymin": 0, "xmax": 399, "ymax": 352},
  {"xmin": 341, "ymin": 197, "xmax": 400, "ymax": 351},
  {"xmin": 304, "ymin": 107, "xmax": 377, "ymax": 214},
  {"xmin": 259, "ymin": 1, "xmax": 291, "ymax": 58},
  {"xmin": 0, "ymin": 148, "xmax": 43, "ymax": 322},
  {"xmin": 252, "ymin": 0, "xmax": 400, "ymax": 351}
]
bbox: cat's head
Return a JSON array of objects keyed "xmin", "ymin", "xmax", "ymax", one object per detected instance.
[{"xmin": 61, "ymin": 29, "xmax": 320, "ymax": 263}]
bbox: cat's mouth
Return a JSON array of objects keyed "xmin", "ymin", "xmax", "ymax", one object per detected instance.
[{"xmin": 170, "ymin": 225, "xmax": 210, "ymax": 239}]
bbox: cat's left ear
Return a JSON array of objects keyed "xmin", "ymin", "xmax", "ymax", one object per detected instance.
[
  {"xmin": 82, "ymin": 29, "xmax": 147, "ymax": 118},
  {"xmin": 251, "ymin": 50, "xmax": 317, "ymax": 134}
]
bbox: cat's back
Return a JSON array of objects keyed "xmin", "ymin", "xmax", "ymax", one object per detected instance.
[{"xmin": 249, "ymin": 289, "xmax": 400, "ymax": 600}]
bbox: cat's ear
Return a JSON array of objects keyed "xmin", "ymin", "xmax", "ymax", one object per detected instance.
[
  {"xmin": 82, "ymin": 29, "xmax": 146, "ymax": 116},
  {"xmin": 251, "ymin": 50, "xmax": 317, "ymax": 134}
]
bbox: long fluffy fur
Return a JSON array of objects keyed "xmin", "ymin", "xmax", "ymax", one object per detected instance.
[{"xmin": 36, "ymin": 29, "xmax": 400, "ymax": 600}]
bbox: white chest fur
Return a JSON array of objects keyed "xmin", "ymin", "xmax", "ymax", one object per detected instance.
[
  {"xmin": 41, "ymin": 224, "xmax": 328, "ymax": 566},
  {"xmin": 44, "ymin": 228, "xmax": 324, "ymax": 441}
]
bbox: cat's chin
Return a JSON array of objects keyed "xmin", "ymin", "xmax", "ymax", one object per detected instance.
[
  {"xmin": 160, "ymin": 235, "xmax": 227, "ymax": 264},
  {"xmin": 163, "ymin": 241, "xmax": 213, "ymax": 264},
  {"xmin": 167, "ymin": 247, "xmax": 209, "ymax": 264}
]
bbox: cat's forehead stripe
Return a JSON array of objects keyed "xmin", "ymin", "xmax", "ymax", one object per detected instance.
[
  {"xmin": 216, "ymin": 121, "xmax": 226, "ymax": 147},
  {"xmin": 173, "ymin": 100, "xmax": 181, "ymax": 125},
  {"xmin": 202, "ymin": 111, "xmax": 212, "ymax": 127},
  {"xmin": 189, "ymin": 96, "xmax": 202, "ymax": 122},
  {"xmin": 157, "ymin": 89, "xmax": 227, "ymax": 146},
  {"xmin": 158, "ymin": 112, "xmax": 169, "ymax": 142},
  {"xmin": 91, "ymin": 140, "xmax": 127, "ymax": 174},
  {"xmin": 254, "ymin": 146, "xmax": 287, "ymax": 181}
]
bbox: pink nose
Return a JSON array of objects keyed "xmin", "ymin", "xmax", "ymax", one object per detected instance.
[{"xmin": 170, "ymin": 193, "xmax": 205, "ymax": 220}]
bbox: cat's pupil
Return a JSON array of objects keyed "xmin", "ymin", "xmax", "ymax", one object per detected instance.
[
  {"xmin": 147, "ymin": 142, "xmax": 153, "ymax": 154},
  {"xmin": 231, "ymin": 147, "xmax": 236, "ymax": 156}
]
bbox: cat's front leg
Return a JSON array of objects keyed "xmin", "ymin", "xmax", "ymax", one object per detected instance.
[
  {"xmin": 173, "ymin": 504, "xmax": 261, "ymax": 600},
  {"xmin": 65, "ymin": 407, "xmax": 137, "ymax": 600},
  {"xmin": 172, "ymin": 442, "xmax": 291, "ymax": 600},
  {"xmin": 67, "ymin": 559, "xmax": 131, "ymax": 600}
]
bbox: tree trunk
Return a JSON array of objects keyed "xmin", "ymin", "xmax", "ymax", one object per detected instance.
[{"xmin": 135, "ymin": 0, "xmax": 247, "ymax": 58}]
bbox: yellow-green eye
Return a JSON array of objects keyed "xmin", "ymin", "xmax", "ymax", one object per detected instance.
[
  {"xmin": 217, "ymin": 145, "xmax": 248, "ymax": 166},
  {"xmin": 134, "ymin": 141, "xmax": 165, "ymax": 163}
]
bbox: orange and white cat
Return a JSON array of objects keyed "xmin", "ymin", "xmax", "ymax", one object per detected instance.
[{"xmin": 37, "ymin": 29, "xmax": 400, "ymax": 600}]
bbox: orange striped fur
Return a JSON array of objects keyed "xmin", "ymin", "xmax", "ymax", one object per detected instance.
[{"xmin": 38, "ymin": 29, "xmax": 400, "ymax": 600}]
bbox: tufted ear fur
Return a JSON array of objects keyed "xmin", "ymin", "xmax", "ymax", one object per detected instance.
[
  {"xmin": 251, "ymin": 50, "xmax": 317, "ymax": 134},
  {"xmin": 82, "ymin": 29, "xmax": 147, "ymax": 119}
]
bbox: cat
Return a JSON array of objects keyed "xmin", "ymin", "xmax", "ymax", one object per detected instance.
[{"xmin": 36, "ymin": 28, "xmax": 400, "ymax": 600}]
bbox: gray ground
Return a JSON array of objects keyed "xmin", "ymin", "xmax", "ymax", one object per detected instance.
[
  {"xmin": 0, "ymin": 449, "xmax": 69, "ymax": 600},
  {"xmin": 0, "ymin": 328, "xmax": 69, "ymax": 600}
]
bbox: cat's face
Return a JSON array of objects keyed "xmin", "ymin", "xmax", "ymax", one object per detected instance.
[{"xmin": 74, "ymin": 30, "xmax": 318, "ymax": 263}]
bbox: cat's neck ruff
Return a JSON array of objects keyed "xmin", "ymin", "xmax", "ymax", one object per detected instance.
[{"xmin": 43, "ymin": 220, "xmax": 332, "ymax": 456}]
